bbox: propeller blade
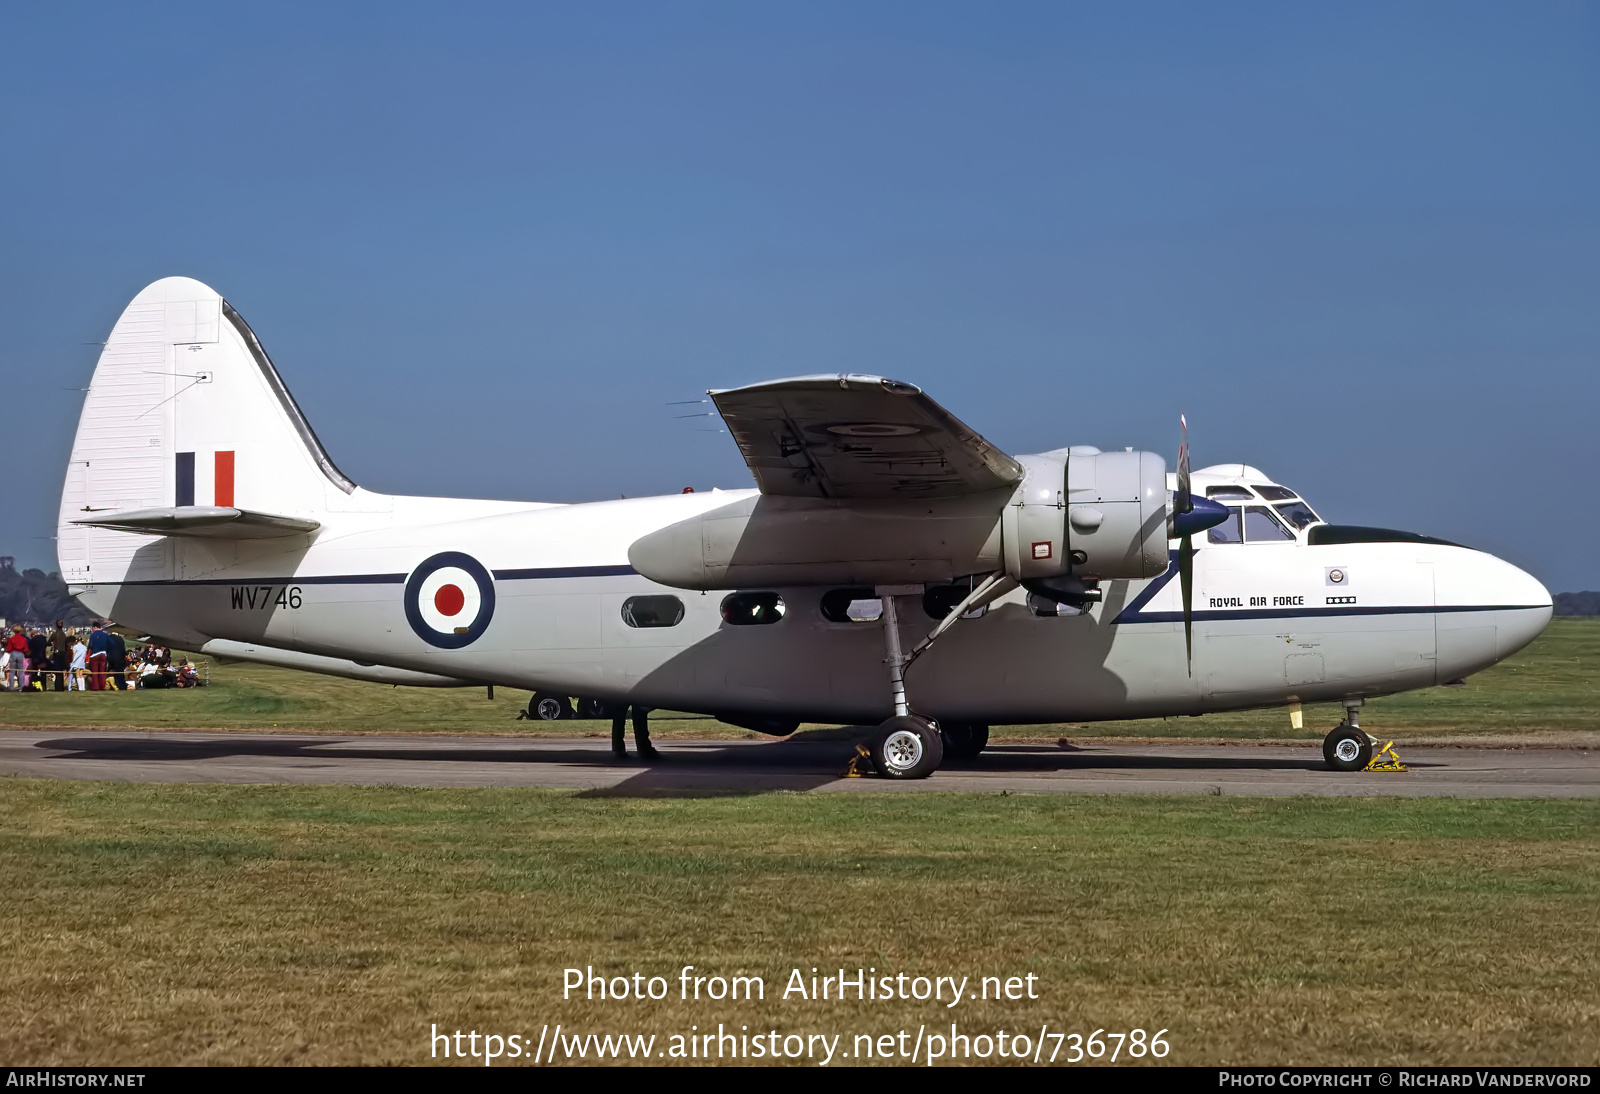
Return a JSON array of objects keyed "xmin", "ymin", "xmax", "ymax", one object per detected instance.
[
  {"xmin": 1180, "ymin": 533, "xmax": 1194, "ymax": 676},
  {"xmin": 1176, "ymin": 413, "xmax": 1192, "ymax": 515}
]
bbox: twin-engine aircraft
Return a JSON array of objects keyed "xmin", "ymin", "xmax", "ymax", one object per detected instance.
[{"xmin": 60, "ymin": 277, "xmax": 1552, "ymax": 777}]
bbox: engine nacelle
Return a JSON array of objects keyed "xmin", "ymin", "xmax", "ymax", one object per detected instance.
[
  {"xmin": 1003, "ymin": 449, "xmax": 1168, "ymax": 583},
  {"xmin": 628, "ymin": 447, "xmax": 1168, "ymax": 593}
]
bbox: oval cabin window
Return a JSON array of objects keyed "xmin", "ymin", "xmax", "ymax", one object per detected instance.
[
  {"xmin": 621, "ymin": 595, "xmax": 685, "ymax": 628},
  {"xmin": 820, "ymin": 588, "xmax": 882, "ymax": 623},
  {"xmin": 721, "ymin": 591, "xmax": 786, "ymax": 625}
]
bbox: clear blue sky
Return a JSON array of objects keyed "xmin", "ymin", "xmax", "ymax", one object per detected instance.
[{"xmin": 3, "ymin": 2, "xmax": 1596, "ymax": 589}]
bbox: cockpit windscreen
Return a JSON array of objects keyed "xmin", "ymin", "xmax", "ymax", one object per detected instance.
[
  {"xmin": 1274, "ymin": 501, "xmax": 1321, "ymax": 530},
  {"xmin": 1207, "ymin": 509, "xmax": 1243, "ymax": 543},
  {"xmin": 1243, "ymin": 506, "xmax": 1294, "ymax": 542},
  {"xmin": 1254, "ymin": 485, "xmax": 1298, "ymax": 502}
]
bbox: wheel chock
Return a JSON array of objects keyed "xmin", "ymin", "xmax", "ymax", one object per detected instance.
[
  {"xmin": 1365, "ymin": 741, "xmax": 1408, "ymax": 772},
  {"xmin": 842, "ymin": 743, "xmax": 875, "ymax": 778}
]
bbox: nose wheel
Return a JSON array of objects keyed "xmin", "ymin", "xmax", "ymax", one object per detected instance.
[{"xmin": 1323, "ymin": 700, "xmax": 1374, "ymax": 771}]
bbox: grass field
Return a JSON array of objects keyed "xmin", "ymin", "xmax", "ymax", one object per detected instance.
[
  {"xmin": 1, "ymin": 617, "xmax": 1595, "ymax": 743},
  {"xmin": 2, "ymin": 621, "xmax": 1594, "ymax": 1067},
  {"xmin": 1, "ymin": 784, "xmax": 1595, "ymax": 1066}
]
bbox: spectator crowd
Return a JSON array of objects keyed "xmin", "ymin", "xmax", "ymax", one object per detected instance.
[{"xmin": 1, "ymin": 620, "xmax": 205, "ymax": 692}]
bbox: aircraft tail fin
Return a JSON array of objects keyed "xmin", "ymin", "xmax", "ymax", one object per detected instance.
[{"xmin": 58, "ymin": 276, "xmax": 362, "ymax": 583}]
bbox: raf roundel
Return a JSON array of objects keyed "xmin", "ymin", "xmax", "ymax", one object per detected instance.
[{"xmin": 404, "ymin": 552, "xmax": 496, "ymax": 648}]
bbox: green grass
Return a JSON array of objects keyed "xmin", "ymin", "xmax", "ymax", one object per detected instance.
[
  {"xmin": 0, "ymin": 783, "xmax": 1595, "ymax": 1065},
  {"xmin": 2, "ymin": 618, "xmax": 1595, "ymax": 742}
]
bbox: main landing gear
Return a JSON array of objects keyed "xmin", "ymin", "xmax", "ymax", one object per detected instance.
[
  {"xmin": 865, "ymin": 576, "xmax": 1011, "ymax": 779},
  {"xmin": 871, "ymin": 720, "xmax": 985, "ymax": 777},
  {"xmin": 1322, "ymin": 699, "xmax": 1375, "ymax": 772},
  {"xmin": 870, "ymin": 715, "xmax": 943, "ymax": 779}
]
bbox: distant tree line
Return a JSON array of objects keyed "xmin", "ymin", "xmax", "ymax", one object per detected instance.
[
  {"xmin": 0, "ymin": 559, "xmax": 97, "ymax": 625},
  {"xmin": 1555, "ymin": 591, "xmax": 1600, "ymax": 616}
]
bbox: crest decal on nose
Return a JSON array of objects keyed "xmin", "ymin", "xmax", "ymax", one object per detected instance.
[{"xmin": 405, "ymin": 552, "xmax": 495, "ymax": 648}]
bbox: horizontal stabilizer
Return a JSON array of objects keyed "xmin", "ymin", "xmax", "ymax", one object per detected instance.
[{"xmin": 71, "ymin": 506, "xmax": 319, "ymax": 539}]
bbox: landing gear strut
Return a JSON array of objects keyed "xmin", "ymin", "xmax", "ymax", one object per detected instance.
[
  {"xmin": 1322, "ymin": 699, "xmax": 1374, "ymax": 772},
  {"xmin": 865, "ymin": 577, "xmax": 1011, "ymax": 779}
]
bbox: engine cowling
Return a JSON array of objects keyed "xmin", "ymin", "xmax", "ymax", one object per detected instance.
[{"xmin": 1003, "ymin": 449, "xmax": 1168, "ymax": 583}]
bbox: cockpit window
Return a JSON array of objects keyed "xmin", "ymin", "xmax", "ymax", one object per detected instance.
[
  {"xmin": 1274, "ymin": 501, "xmax": 1321, "ymax": 530},
  {"xmin": 1243, "ymin": 506, "xmax": 1294, "ymax": 542},
  {"xmin": 1254, "ymin": 485, "xmax": 1298, "ymax": 502},
  {"xmin": 1206, "ymin": 485, "xmax": 1255, "ymax": 501},
  {"xmin": 1208, "ymin": 508, "xmax": 1243, "ymax": 543}
]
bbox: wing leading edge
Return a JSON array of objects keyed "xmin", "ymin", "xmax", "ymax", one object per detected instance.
[{"xmin": 709, "ymin": 374, "xmax": 1022, "ymax": 499}]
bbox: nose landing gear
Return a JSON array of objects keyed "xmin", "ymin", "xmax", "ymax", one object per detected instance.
[{"xmin": 1323, "ymin": 699, "xmax": 1376, "ymax": 772}]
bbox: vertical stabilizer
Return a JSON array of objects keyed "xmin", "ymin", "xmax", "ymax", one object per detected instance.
[{"xmin": 58, "ymin": 277, "xmax": 365, "ymax": 585}]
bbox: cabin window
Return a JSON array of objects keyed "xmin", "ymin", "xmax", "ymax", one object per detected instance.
[
  {"xmin": 1243, "ymin": 506, "xmax": 1294, "ymax": 542},
  {"xmin": 1208, "ymin": 508, "xmax": 1243, "ymax": 543},
  {"xmin": 821, "ymin": 588, "xmax": 882, "ymax": 623},
  {"xmin": 621, "ymin": 595, "xmax": 685, "ymax": 628},
  {"xmin": 1206, "ymin": 485, "xmax": 1255, "ymax": 500},
  {"xmin": 1274, "ymin": 501, "xmax": 1321, "ymax": 530},
  {"xmin": 923, "ymin": 583, "xmax": 987, "ymax": 620},
  {"xmin": 1254, "ymin": 485, "xmax": 1298, "ymax": 502},
  {"xmin": 721, "ymin": 591, "xmax": 786, "ymax": 625}
]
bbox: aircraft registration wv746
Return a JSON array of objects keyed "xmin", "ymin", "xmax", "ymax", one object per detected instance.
[{"xmin": 60, "ymin": 278, "xmax": 1551, "ymax": 777}]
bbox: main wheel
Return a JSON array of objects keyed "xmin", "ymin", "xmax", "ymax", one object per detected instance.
[
  {"xmin": 529, "ymin": 692, "xmax": 573, "ymax": 721},
  {"xmin": 940, "ymin": 722, "xmax": 990, "ymax": 761},
  {"xmin": 1323, "ymin": 724, "xmax": 1372, "ymax": 772},
  {"xmin": 576, "ymin": 696, "xmax": 609, "ymax": 719},
  {"xmin": 870, "ymin": 716, "xmax": 944, "ymax": 779}
]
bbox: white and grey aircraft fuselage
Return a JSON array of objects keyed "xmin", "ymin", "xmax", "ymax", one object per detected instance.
[{"xmin": 59, "ymin": 279, "xmax": 1552, "ymax": 776}]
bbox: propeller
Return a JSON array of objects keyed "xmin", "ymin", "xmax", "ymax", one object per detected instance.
[
  {"xmin": 1178, "ymin": 415, "xmax": 1193, "ymax": 673},
  {"xmin": 1169, "ymin": 414, "xmax": 1230, "ymax": 675}
]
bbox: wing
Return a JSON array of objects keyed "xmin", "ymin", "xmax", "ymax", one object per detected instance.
[
  {"xmin": 709, "ymin": 374, "xmax": 1022, "ymax": 499},
  {"xmin": 71, "ymin": 505, "xmax": 319, "ymax": 539}
]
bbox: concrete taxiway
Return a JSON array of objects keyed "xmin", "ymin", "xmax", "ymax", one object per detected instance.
[{"xmin": 0, "ymin": 730, "xmax": 1593, "ymax": 797}]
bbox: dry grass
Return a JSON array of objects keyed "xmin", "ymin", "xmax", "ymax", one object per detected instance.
[{"xmin": 1, "ymin": 783, "xmax": 1596, "ymax": 1066}]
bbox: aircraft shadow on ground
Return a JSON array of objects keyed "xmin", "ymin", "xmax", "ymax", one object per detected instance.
[{"xmin": 31, "ymin": 734, "xmax": 1442, "ymax": 796}]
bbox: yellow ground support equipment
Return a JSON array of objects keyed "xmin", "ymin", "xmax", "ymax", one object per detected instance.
[
  {"xmin": 842, "ymin": 743, "xmax": 874, "ymax": 778},
  {"xmin": 1365, "ymin": 740, "xmax": 1408, "ymax": 772}
]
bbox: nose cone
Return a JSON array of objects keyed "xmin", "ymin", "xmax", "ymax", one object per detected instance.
[
  {"xmin": 1434, "ymin": 549, "xmax": 1551, "ymax": 683},
  {"xmin": 1493, "ymin": 556, "xmax": 1553, "ymax": 658}
]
